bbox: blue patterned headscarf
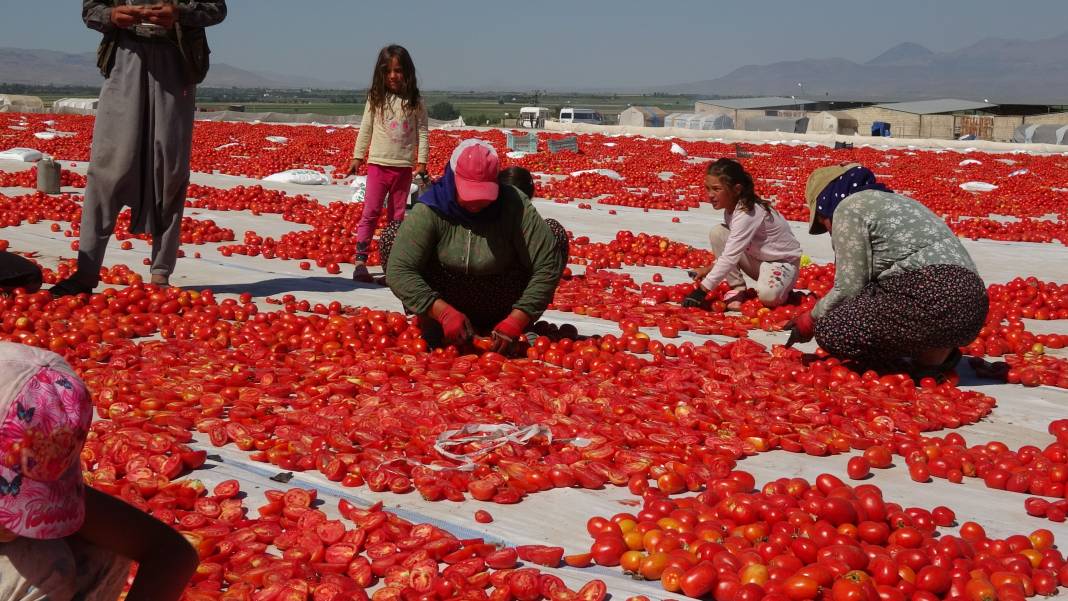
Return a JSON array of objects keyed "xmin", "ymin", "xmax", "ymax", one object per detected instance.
[{"xmin": 815, "ymin": 167, "xmax": 892, "ymax": 219}]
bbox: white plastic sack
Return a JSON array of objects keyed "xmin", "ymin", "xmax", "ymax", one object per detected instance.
[
  {"xmin": 669, "ymin": 143, "xmax": 687, "ymax": 156},
  {"xmin": 1009, "ymin": 169, "xmax": 1030, "ymax": 177},
  {"xmin": 960, "ymin": 181, "xmax": 998, "ymax": 193},
  {"xmin": 263, "ymin": 169, "xmax": 330, "ymax": 185},
  {"xmin": 603, "ymin": 143, "xmax": 617, "ymax": 147},
  {"xmin": 346, "ymin": 177, "xmax": 417, "ymax": 203},
  {"xmin": 33, "ymin": 132, "xmax": 58, "ymax": 140},
  {"xmin": 959, "ymin": 159, "xmax": 982, "ymax": 166},
  {"xmin": 349, "ymin": 175, "xmax": 367, "ymax": 203},
  {"xmin": 506, "ymin": 151, "xmax": 527, "ymax": 159},
  {"xmin": 265, "ymin": 136, "xmax": 288, "ymax": 144},
  {"xmin": 0, "ymin": 147, "xmax": 43, "ymax": 162},
  {"xmin": 570, "ymin": 169, "xmax": 623, "ymax": 181}
]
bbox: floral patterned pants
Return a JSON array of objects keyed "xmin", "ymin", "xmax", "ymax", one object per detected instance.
[{"xmin": 814, "ymin": 264, "xmax": 988, "ymax": 366}]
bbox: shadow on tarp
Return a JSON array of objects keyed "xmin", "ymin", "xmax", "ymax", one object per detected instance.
[
  {"xmin": 953, "ymin": 361, "xmax": 1003, "ymax": 388},
  {"xmin": 190, "ymin": 276, "xmax": 381, "ymax": 297}
]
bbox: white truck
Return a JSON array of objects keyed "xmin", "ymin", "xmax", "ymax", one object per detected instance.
[{"xmin": 517, "ymin": 107, "xmax": 550, "ymax": 128}]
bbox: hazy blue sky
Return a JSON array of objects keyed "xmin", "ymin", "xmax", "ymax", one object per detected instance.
[{"xmin": 4, "ymin": 1, "xmax": 1068, "ymax": 89}]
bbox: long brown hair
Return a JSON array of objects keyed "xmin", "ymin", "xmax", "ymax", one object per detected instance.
[
  {"xmin": 706, "ymin": 158, "xmax": 771, "ymax": 213},
  {"xmin": 366, "ymin": 45, "xmax": 421, "ymax": 119}
]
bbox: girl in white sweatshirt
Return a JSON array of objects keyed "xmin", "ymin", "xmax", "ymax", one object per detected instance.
[{"xmin": 683, "ymin": 158, "xmax": 802, "ymax": 310}]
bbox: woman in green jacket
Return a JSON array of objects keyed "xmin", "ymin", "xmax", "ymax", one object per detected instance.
[
  {"xmin": 787, "ymin": 163, "xmax": 988, "ymax": 380},
  {"xmin": 382, "ymin": 140, "xmax": 567, "ymax": 351}
]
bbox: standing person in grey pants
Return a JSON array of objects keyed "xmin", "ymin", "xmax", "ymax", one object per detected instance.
[{"xmin": 52, "ymin": 1, "xmax": 226, "ymax": 296}]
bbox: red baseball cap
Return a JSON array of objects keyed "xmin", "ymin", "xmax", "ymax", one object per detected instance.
[{"xmin": 450, "ymin": 139, "xmax": 499, "ymax": 203}]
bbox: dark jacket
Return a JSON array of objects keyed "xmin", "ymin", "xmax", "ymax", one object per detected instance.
[{"xmin": 83, "ymin": 0, "xmax": 227, "ymax": 84}]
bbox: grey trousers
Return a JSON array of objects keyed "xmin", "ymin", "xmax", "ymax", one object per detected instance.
[{"xmin": 76, "ymin": 34, "xmax": 195, "ymax": 285}]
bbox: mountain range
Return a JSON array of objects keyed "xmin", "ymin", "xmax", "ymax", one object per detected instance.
[
  {"xmin": 3, "ymin": 31, "xmax": 1068, "ymax": 103},
  {"xmin": 662, "ymin": 32, "xmax": 1068, "ymax": 104},
  {"xmin": 0, "ymin": 47, "xmax": 357, "ymax": 90}
]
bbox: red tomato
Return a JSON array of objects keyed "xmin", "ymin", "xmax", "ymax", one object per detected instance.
[
  {"xmin": 590, "ymin": 535, "xmax": 628, "ymax": 567},
  {"xmin": 680, "ymin": 562, "xmax": 717, "ymax": 598},
  {"xmin": 783, "ymin": 575, "xmax": 820, "ymax": 601},
  {"xmin": 485, "ymin": 548, "xmax": 518, "ymax": 569},
  {"xmin": 578, "ymin": 580, "xmax": 607, "ymax": 601},
  {"xmin": 847, "ymin": 457, "xmax": 871, "ymax": 480},
  {"xmin": 516, "ymin": 545, "xmax": 564, "ymax": 567}
]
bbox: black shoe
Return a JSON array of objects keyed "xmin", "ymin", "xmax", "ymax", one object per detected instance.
[
  {"xmin": 910, "ymin": 349, "xmax": 963, "ymax": 384},
  {"xmin": 50, "ymin": 277, "xmax": 95, "ymax": 298}
]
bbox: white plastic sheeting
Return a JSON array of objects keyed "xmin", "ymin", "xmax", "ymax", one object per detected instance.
[
  {"xmin": 960, "ymin": 181, "xmax": 998, "ymax": 192},
  {"xmin": 569, "ymin": 169, "xmax": 623, "ymax": 180},
  {"xmin": 263, "ymin": 169, "xmax": 331, "ymax": 185},
  {"xmin": 0, "ymin": 147, "xmax": 42, "ymax": 162},
  {"xmin": 6, "ymin": 145, "xmax": 1068, "ymax": 601}
]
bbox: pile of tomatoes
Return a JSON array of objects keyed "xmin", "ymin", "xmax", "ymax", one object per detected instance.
[
  {"xmin": 5, "ymin": 112, "xmax": 1068, "ymax": 248},
  {"xmin": 582, "ymin": 471, "xmax": 1065, "ymax": 601},
  {"xmin": 569, "ymin": 231, "xmax": 714, "ymax": 270},
  {"xmin": 0, "ymin": 164, "xmax": 87, "ymax": 188},
  {"xmin": 4, "ymin": 110, "xmax": 1068, "ymax": 601},
  {"xmin": 83, "ymin": 411, "xmax": 611, "ymax": 601}
]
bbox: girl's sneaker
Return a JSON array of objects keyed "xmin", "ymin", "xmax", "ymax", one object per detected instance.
[{"xmin": 352, "ymin": 263, "xmax": 373, "ymax": 283}]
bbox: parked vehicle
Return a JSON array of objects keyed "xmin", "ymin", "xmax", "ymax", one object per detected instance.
[
  {"xmin": 517, "ymin": 107, "xmax": 550, "ymax": 128},
  {"xmin": 559, "ymin": 107, "xmax": 603, "ymax": 125}
]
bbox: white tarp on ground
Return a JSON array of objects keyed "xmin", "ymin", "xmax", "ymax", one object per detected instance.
[
  {"xmin": 51, "ymin": 97, "xmax": 99, "ymax": 115},
  {"xmin": 0, "ymin": 147, "xmax": 43, "ymax": 162},
  {"xmin": 0, "ymin": 95, "xmax": 44, "ymax": 113},
  {"xmin": 263, "ymin": 169, "xmax": 331, "ymax": 185},
  {"xmin": 960, "ymin": 181, "xmax": 998, "ymax": 192},
  {"xmin": 6, "ymin": 140, "xmax": 1068, "ymax": 599},
  {"xmin": 569, "ymin": 169, "xmax": 623, "ymax": 180}
]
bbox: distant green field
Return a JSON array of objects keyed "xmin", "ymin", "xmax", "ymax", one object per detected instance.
[
  {"xmin": 10, "ymin": 85, "xmax": 702, "ymax": 126},
  {"xmin": 197, "ymin": 93, "xmax": 700, "ymax": 125}
]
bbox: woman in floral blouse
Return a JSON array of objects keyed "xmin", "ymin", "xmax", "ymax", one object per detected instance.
[{"xmin": 787, "ymin": 164, "xmax": 988, "ymax": 381}]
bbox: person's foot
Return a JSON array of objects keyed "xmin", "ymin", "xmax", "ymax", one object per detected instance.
[
  {"xmin": 723, "ymin": 288, "xmax": 754, "ymax": 311},
  {"xmin": 150, "ymin": 274, "xmax": 170, "ymax": 287},
  {"xmin": 910, "ymin": 348, "xmax": 963, "ymax": 384},
  {"xmin": 352, "ymin": 263, "xmax": 373, "ymax": 283},
  {"xmin": 50, "ymin": 277, "xmax": 95, "ymax": 298}
]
